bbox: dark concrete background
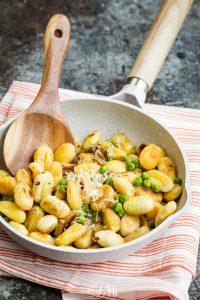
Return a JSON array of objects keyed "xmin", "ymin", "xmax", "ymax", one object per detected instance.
[{"xmin": 0, "ymin": 0, "xmax": 199, "ymax": 299}]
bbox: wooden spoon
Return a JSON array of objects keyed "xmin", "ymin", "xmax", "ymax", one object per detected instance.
[{"xmin": 3, "ymin": 14, "xmax": 74, "ymax": 175}]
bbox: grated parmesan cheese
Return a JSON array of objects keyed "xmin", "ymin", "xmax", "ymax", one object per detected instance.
[{"xmin": 65, "ymin": 168, "xmax": 114, "ymax": 201}]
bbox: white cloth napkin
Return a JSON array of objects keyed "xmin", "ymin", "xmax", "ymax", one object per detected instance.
[{"xmin": 0, "ymin": 81, "xmax": 199, "ymax": 300}]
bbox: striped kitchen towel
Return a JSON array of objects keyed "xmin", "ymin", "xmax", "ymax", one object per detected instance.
[{"xmin": 0, "ymin": 81, "xmax": 199, "ymax": 300}]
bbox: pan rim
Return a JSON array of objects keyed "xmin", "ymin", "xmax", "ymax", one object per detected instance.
[{"xmin": 0, "ymin": 97, "xmax": 191, "ymax": 255}]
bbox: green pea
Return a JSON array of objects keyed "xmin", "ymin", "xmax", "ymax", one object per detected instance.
[
  {"xmin": 99, "ymin": 166, "xmax": 108, "ymax": 174},
  {"xmin": 126, "ymin": 158, "xmax": 132, "ymax": 165},
  {"xmin": 134, "ymin": 177, "xmax": 143, "ymax": 186},
  {"xmin": 112, "ymin": 202, "xmax": 125, "ymax": 217},
  {"xmin": 142, "ymin": 172, "xmax": 150, "ymax": 180},
  {"xmin": 105, "ymin": 178, "xmax": 114, "ymax": 187},
  {"xmin": 151, "ymin": 184, "xmax": 160, "ymax": 193},
  {"xmin": 59, "ymin": 178, "xmax": 68, "ymax": 185},
  {"xmin": 143, "ymin": 179, "xmax": 151, "ymax": 188},
  {"xmin": 127, "ymin": 162, "xmax": 136, "ymax": 171},
  {"xmin": 59, "ymin": 185, "xmax": 66, "ymax": 194},
  {"xmin": 173, "ymin": 178, "xmax": 182, "ymax": 185},
  {"xmin": 118, "ymin": 194, "xmax": 128, "ymax": 203},
  {"xmin": 133, "ymin": 160, "xmax": 140, "ymax": 168}
]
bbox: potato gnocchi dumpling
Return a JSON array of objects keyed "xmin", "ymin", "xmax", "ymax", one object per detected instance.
[
  {"xmin": 15, "ymin": 169, "xmax": 32, "ymax": 187},
  {"xmin": 0, "ymin": 131, "xmax": 183, "ymax": 249}
]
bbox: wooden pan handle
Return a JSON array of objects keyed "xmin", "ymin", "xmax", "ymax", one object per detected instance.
[
  {"xmin": 128, "ymin": 0, "xmax": 193, "ymax": 89},
  {"xmin": 37, "ymin": 14, "xmax": 70, "ymax": 98}
]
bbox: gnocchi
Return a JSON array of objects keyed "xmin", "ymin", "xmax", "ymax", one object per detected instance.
[
  {"xmin": 104, "ymin": 160, "xmax": 126, "ymax": 173},
  {"xmin": 123, "ymin": 196, "xmax": 155, "ymax": 215},
  {"xmin": 95, "ymin": 230, "xmax": 124, "ymax": 247},
  {"xmin": 0, "ymin": 176, "xmax": 16, "ymax": 196},
  {"xmin": 15, "ymin": 169, "xmax": 32, "ymax": 187},
  {"xmin": 34, "ymin": 144, "xmax": 54, "ymax": 170},
  {"xmin": 32, "ymin": 171, "xmax": 54, "ymax": 203},
  {"xmin": 40, "ymin": 195, "xmax": 70, "ymax": 218},
  {"xmin": 54, "ymin": 223, "xmax": 87, "ymax": 246},
  {"xmin": 14, "ymin": 184, "xmax": 33, "ymax": 210},
  {"xmin": 29, "ymin": 231, "xmax": 54, "ymax": 245},
  {"xmin": 47, "ymin": 161, "xmax": 63, "ymax": 188},
  {"xmin": 0, "ymin": 201, "xmax": 26, "ymax": 223},
  {"xmin": 124, "ymin": 226, "xmax": 150, "ymax": 242},
  {"xmin": 103, "ymin": 208, "xmax": 120, "ymax": 232},
  {"xmin": 0, "ymin": 131, "xmax": 182, "ymax": 249},
  {"xmin": 155, "ymin": 201, "xmax": 177, "ymax": 226},
  {"xmin": 67, "ymin": 181, "xmax": 83, "ymax": 210},
  {"xmin": 54, "ymin": 143, "xmax": 76, "ymax": 163},
  {"xmin": 25, "ymin": 205, "xmax": 44, "ymax": 232},
  {"xmin": 9, "ymin": 221, "xmax": 29, "ymax": 235},
  {"xmin": 82, "ymin": 130, "xmax": 100, "ymax": 151},
  {"xmin": 157, "ymin": 156, "xmax": 176, "ymax": 180},
  {"xmin": 37, "ymin": 215, "xmax": 58, "ymax": 233},
  {"xmin": 74, "ymin": 229, "xmax": 92, "ymax": 249},
  {"xmin": 120, "ymin": 215, "xmax": 140, "ymax": 237},
  {"xmin": 140, "ymin": 144, "xmax": 164, "ymax": 170},
  {"xmin": 113, "ymin": 176, "xmax": 134, "ymax": 196}
]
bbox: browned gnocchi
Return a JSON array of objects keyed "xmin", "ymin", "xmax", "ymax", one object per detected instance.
[{"xmin": 0, "ymin": 131, "xmax": 183, "ymax": 249}]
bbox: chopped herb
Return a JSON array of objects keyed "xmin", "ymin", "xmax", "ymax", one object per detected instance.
[
  {"xmin": 77, "ymin": 212, "xmax": 83, "ymax": 217},
  {"xmin": 59, "ymin": 178, "xmax": 68, "ymax": 185},
  {"xmin": 59, "ymin": 185, "xmax": 66, "ymax": 194},
  {"xmin": 82, "ymin": 204, "xmax": 90, "ymax": 214},
  {"xmin": 106, "ymin": 157, "xmax": 113, "ymax": 161},
  {"xmin": 76, "ymin": 216, "xmax": 86, "ymax": 225},
  {"xmin": 91, "ymin": 211, "xmax": 98, "ymax": 218}
]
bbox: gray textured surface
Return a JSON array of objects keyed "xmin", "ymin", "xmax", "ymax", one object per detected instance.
[{"xmin": 0, "ymin": 0, "xmax": 199, "ymax": 299}]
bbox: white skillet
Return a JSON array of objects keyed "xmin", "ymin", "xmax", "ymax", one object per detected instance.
[{"xmin": 0, "ymin": 0, "xmax": 193, "ymax": 263}]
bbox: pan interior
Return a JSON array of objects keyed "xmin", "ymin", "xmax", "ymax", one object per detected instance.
[{"xmin": 61, "ymin": 98, "xmax": 187, "ymax": 211}]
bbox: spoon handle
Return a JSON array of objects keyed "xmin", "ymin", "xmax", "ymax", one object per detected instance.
[{"xmin": 35, "ymin": 14, "xmax": 70, "ymax": 105}]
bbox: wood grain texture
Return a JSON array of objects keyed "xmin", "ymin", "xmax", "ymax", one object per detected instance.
[
  {"xmin": 3, "ymin": 14, "xmax": 74, "ymax": 175},
  {"xmin": 128, "ymin": 0, "xmax": 193, "ymax": 89}
]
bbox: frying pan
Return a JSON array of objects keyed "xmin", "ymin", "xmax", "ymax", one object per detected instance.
[{"xmin": 0, "ymin": 0, "xmax": 193, "ymax": 263}]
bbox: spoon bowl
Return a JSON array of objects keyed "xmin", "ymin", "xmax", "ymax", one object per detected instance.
[{"xmin": 3, "ymin": 14, "xmax": 74, "ymax": 175}]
